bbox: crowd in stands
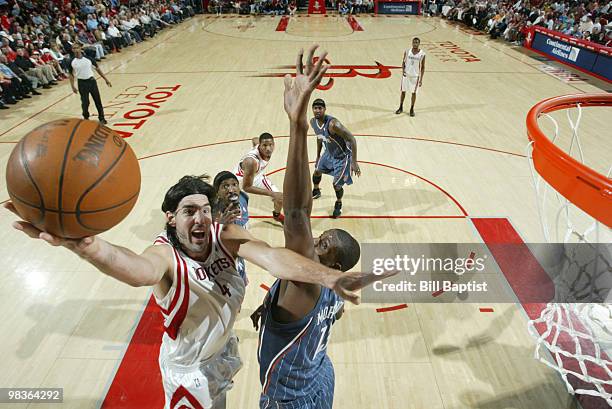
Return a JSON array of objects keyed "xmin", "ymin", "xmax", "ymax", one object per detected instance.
[
  {"xmin": 428, "ymin": 0, "xmax": 612, "ymax": 46},
  {"xmin": 0, "ymin": 0, "xmax": 196, "ymax": 109}
]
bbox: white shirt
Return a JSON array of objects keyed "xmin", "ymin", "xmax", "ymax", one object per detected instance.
[
  {"xmin": 404, "ymin": 48, "xmax": 426, "ymax": 77},
  {"xmin": 107, "ymin": 26, "xmax": 121, "ymax": 37},
  {"xmin": 153, "ymin": 224, "xmax": 245, "ymax": 366},
  {"xmin": 233, "ymin": 145, "xmax": 271, "ymax": 180},
  {"xmin": 70, "ymin": 56, "xmax": 96, "ymax": 80}
]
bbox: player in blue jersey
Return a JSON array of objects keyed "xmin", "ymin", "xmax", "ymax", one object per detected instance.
[
  {"xmin": 253, "ymin": 46, "xmax": 393, "ymax": 409},
  {"xmin": 310, "ymin": 98, "xmax": 361, "ymax": 218},
  {"xmin": 213, "ymin": 170, "xmax": 250, "ymax": 284}
]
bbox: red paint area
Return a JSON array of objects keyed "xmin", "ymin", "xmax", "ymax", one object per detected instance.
[
  {"xmin": 102, "ymin": 296, "xmax": 165, "ymax": 408},
  {"xmin": 479, "ymin": 307, "xmax": 494, "ymax": 313},
  {"xmin": 347, "ymin": 15, "xmax": 364, "ymax": 31},
  {"xmin": 473, "ymin": 217, "xmax": 611, "ymax": 409},
  {"xmin": 275, "ymin": 16, "xmax": 289, "ymax": 31}
]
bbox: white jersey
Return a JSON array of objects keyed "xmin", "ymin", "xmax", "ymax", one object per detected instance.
[
  {"xmin": 233, "ymin": 145, "xmax": 270, "ymax": 180},
  {"xmin": 153, "ymin": 222, "xmax": 246, "ymax": 367},
  {"xmin": 404, "ymin": 48, "xmax": 426, "ymax": 78}
]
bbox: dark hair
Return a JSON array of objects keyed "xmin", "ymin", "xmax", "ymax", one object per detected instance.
[
  {"xmin": 259, "ymin": 132, "xmax": 274, "ymax": 142},
  {"xmin": 213, "ymin": 170, "xmax": 238, "ymax": 193},
  {"xmin": 162, "ymin": 175, "xmax": 214, "ymax": 248},
  {"xmin": 413, "ymin": 37, "xmax": 421, "ymax": 42},
  {"xmin": 312, "ymin": 98, "xmax": 326, "ymax": 108},
  {"xmin": 331, "ymin": 229, "xmax": 361, "ymax": 272}
]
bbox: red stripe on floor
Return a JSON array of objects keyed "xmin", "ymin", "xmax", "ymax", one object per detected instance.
[
  {"xmin": 376, "ymin": 304, "xmax": 408, "ymax": 313},
  {"xmin": 276, "ymin": 16, "xmax": 289, "ymax": 31},
  {"xmin": 260, "ymin": 283, "xmax": 270, "ymax": 291},
  {"xmin": 101, "ymin": 296, "xmax": 165, "ymax": 408},
  {"xmin": 472, "ymin": 217, "xmax": 610, "ymax": 409},
  {"xmin": 479, "ymin": 307, "xmax": 494, "ymax": 313},
  {"xmin": 431, "ymin": 289, "xmax": 444, "ymax": 297},
  {"xmin": 347, "ymin": 15, "xmax": 364, "ymax": 31}
]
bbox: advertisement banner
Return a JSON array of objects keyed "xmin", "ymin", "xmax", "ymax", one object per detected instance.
[
  {"xmin": 531, "ymin": 32, "xmax": 598, "ymax": 71},
  {"xmin": 376, "ymin": 0, "xmax": 420, "ymax": 14}
]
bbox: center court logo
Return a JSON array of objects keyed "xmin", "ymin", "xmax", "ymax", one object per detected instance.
[{"xmin": 255, "ymin": 57, "xmax": 401, "ymax": 90}]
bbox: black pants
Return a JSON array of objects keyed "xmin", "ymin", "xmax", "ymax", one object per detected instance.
[{"xmin": 78, "ymin": 77, "xmax": 105, "ymax": 121}]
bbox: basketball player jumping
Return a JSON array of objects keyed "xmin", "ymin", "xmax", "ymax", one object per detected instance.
[
  {"xmin": 396, "ymin": 37, "xmax": 426, "ymax": 117},
  {"xmin": 311, "ymin": 99, "xmax": 361, "ymax": 218},
  {"xmin": 5, "ymin": 116, "xmax": 389, "ymax": 409},
  {"xmin": 233, "ymin": 133, "xmax": 284, "ymax": 223},
  {"xmin": 255, "ymin": 46, "xmax": 374, "ymax": 409}
]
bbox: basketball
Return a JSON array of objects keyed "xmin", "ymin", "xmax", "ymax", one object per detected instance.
[{"xmin": 5, "ymin": 119, "xmax": 141, "ymax": 239}]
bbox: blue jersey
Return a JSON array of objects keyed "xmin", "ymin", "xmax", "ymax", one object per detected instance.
[
  {"xmin": 310, "ymin": 115, "xmax": 350, "ymax": 159},
  {"xmin": 258, "ymin": 280, "xmax": 344, "ymax": 405},
  {"xmin": 234, "ymin": 191, "xmax": 249, "ymax": 228}
]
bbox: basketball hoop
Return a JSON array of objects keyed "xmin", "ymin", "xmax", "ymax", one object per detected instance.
[{"xmin": 525, "ymin": 93, "xmax": 612, "ymax": 406}]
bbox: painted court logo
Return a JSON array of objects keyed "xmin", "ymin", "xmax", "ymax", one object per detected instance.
[{"xmin": 255, "ymin": 58, "xmax": 401, "ymax": 91}]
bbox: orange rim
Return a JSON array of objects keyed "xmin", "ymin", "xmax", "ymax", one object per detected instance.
[{"xmin": 526, "ymin": 93, "xmax": 612, "ymax": 228}]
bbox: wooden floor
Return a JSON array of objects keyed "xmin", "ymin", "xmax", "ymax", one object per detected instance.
[{"xmin": 0, "ymin": 14, "xmax": 610, "ymax": 409}]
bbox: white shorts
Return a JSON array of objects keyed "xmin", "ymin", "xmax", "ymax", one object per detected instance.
[
  {"xmin": 159, "ymin": 335, "xmax": 242, "ymax": 409},
  {"xmin": 401, "ymin": 75, "xmax": 420, "ymax": 94},
  {"xmin": 237, "ymin": 173, "xmax": 279, "ymax": 194}
]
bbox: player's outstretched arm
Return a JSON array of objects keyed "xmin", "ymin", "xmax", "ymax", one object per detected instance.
[
  {"xmin": 222, "ymin": 224, "xmax": 397, "ymax": 304},
  {"xmin": 5, "ymin": 202, "xmax": 171, "ymax": 287},
  {"xmin": 282, "ymin": 45, "xmax": 328, "ymax": 257}
]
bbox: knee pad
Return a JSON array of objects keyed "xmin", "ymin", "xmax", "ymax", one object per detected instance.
[
  {"xmin": 312, "ymin": 174, "xmax": 322, "ymax": 185},
  {"xmin": 335, "ymin": 187, "xmax": 344, "ymax": 200}
]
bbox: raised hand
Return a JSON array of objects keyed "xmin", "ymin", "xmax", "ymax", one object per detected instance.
[
  {"xmin": 4, "ymin": 201, "xmax": 99, "ymax": 257},
  {"xmin": 283, "ymin": 45, "xmax": 329, "ymax": 123},
  {"xmin": 217, "ymin": 201, "xmax": 241, "ymax": 225}
]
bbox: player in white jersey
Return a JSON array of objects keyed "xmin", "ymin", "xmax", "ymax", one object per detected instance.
[
  {"xmin": 6, "ymin": 153, "xmax": 384, "ymax": 407},
  {"xmin": 396, "ymin": 37, "xmax": 426, "ymax": 117},
  {"xmin": 233, "ymin": 132, "xmax": 284, "ymax": 223}
]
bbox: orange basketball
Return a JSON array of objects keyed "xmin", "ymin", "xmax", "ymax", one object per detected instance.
[{"xmin": 6, "ymin": 119, "xmax": 141, "ymax": 239}]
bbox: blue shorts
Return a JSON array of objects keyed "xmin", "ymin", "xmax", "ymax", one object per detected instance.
[{"xmin": 316, "ymin": 151, "xmax": 353, "ymax": 187}]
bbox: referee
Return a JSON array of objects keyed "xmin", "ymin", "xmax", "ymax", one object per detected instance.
[{"xmin": 68, "ymin": 44, "xmax": 112, "ymax": 124}]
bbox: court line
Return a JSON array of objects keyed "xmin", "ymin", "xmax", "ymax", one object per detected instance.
[
  {"xmin": 200, "ymin": 15, "xmax": 438, "ymax": 43},
  {"xmin": 376, "ymin": 304, "xmax": 408, "ymax": 313},
  {"xmin": 265, "ymin": 160, "xmax": 468, "ymax": 216},
  {"xmin": 0, "ymin": 23, "xmax": 192, "ymax": 139},
  {"xmin": 0, "ymin": 134, "xmax": 521, "ymax": 206},
  {"xmin": 135, "ymin": 134, "xmax": 525, "ymax": 161}
]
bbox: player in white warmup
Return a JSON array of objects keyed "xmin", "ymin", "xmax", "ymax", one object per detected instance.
[{"xmin": 396, "ymin": 37, "xmax": 426, "ymax": 117}]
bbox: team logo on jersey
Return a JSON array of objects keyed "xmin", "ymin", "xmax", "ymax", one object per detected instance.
[{"xmin": 255, "ymin": 57, "xmax": 401, "ymax": 91}]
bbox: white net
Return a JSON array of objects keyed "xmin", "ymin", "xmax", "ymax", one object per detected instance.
[{"xmin": 526, "ymin": 101, "xmax": 612, "ymax": 406}]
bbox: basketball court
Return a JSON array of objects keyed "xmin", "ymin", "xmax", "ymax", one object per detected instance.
[{"xmin": 0, "ymin": 13, "xmax": 610, "ymax": 409}]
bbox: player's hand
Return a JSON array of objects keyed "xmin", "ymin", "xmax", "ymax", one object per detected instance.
[
  {"xmin": 4, "ymin": 201, "xmax": 99, "ymax": 256},
  {"xmin": 351, "ymin": 161, "xmax": 361, "ymax": 177},
  {"xmin": 71, "ymin": 86, "xmax": 78, "ymax": 94},
  {"xmin": 419, "ymin": 79, "xmax": 423, "ymax": 87},
  {"xmin": 105, "ymin": 79, "xmax": 112, "ymax": 87},
  {"xmin": 283, "ymin": 45, "xmax": 329, "ymax": 123},
  {"xmin": 250, "ymin": 303, "xmax": 265, "ymax": 331},
  {"xmin": 218, "ymin": 201, "xmax": 241, "ymax": 225},
  {"xmin": 328, "ymin": 269, "xmax": 400, "ymax": 305}
]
